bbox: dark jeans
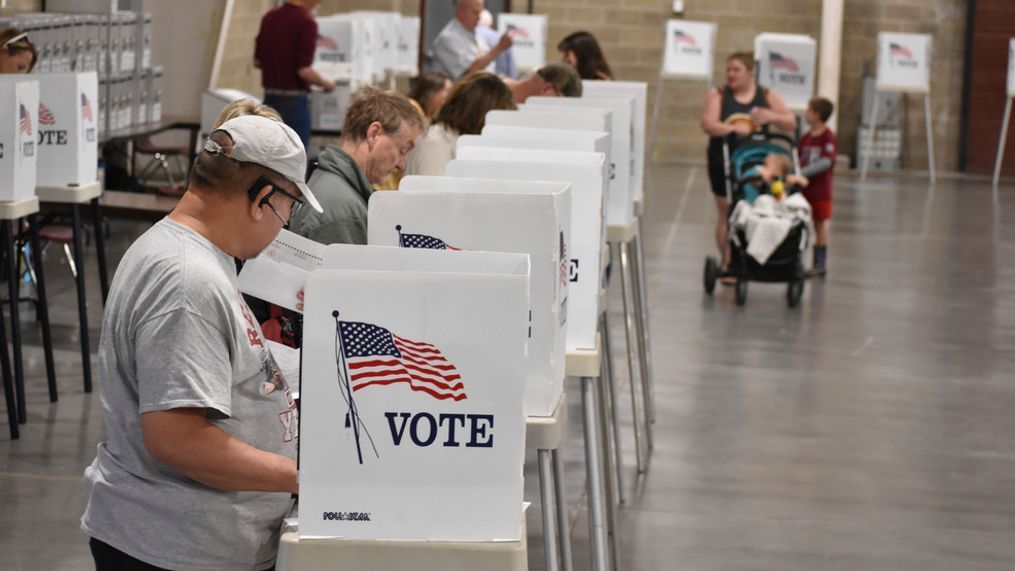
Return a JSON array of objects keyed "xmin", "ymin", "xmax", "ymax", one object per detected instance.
[
  {"xmin": 263, "ymin": 93, "xmax": 311, "ymax": 150},
  {"xmin": 89, "ymin": 538, "xmax": 276, "ymax": 571}
]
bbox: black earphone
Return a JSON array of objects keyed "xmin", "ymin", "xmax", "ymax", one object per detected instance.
[{"xmin": 247, "ymin": 175, "xmax": 275, "ymax": 206}]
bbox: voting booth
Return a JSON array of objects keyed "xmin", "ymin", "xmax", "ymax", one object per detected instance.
[
  {"xmin": 443, "ymin": 150, "xmax": 605, "ymax": 353},
  {"xmin": 397, "ymin": 16, "xmax": 421, "ymax": 76},
  {"xmin": 314, "ymin": 16, "xmax": 356, "ymax": 82},
  {"xmin": 462, "ymin": 127, "xmax": 609, "ymax": 158},
  {"xmin": 754, "ymin": 33, "xmax": 817, "ymax": 112},
  {"xmin": 497, "ymin": 13, "xmax": 547, "ymax": 73},
  {"xmin": 652, "ymin": 20, "xmax": 717, "ymax": 157},
  {"xmin": 0, "ymin": 72, "xmax": 97, "ymax": 188},
  {"xmin": 583, "ymin": 81, "xmax": 648, "ymax": 201},
  {"xmin": 861, "ymin": 32, "xmax": 934, "ymax": 182},
  {"xmin": 369, "ymin": 187, "xmax": 571, "ymax": 418},
  {"xmin": 523, "ymin": 96, "xmax": 636, "ymax": 225},
  {"xmin": 300, "ymin": 246, "xmax": 530, "ymax": 541},
  {"xmin": 0, "ymin": 80, "xmax": 38, "ymax": 202}
]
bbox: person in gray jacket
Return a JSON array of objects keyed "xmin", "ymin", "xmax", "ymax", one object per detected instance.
[{"xmin": 289, "ymin": 87, "xmax": 424, "ymax": 245}]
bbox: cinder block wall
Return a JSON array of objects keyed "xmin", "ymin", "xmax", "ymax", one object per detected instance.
[{"xmin": 536, "ymin": 0, "xmax": 966, "ymax": 170}]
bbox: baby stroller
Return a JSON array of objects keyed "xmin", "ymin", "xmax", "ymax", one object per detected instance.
[{"xmin": 703, "ymin": 132, "xmax": 810, "ymax": 307}]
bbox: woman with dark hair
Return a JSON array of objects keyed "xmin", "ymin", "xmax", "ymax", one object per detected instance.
[
  {"xmin": 408, "ymin": 70, "xmax": 453, "ymax": 119},
  {"xmin": 406, "ymin": 72, "xmax": 516, "ymax": 176},
  {"xmin": 0, "ymin": 28, "xmax": 38, "ymax": 73},
  {"xmin": 557, "ymin": 31, "xmax": 613, "ymax": 81},
  {"xmin": 699, "ymin": 51, "xmax": 796, "ymax": 279}
]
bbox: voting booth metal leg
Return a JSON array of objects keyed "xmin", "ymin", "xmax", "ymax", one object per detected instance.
[
  {"xmin": 600, "ymin": 312, "xmax": 626, "ymax": 505},
  {"xmin": 993, "ymin": 97, "xmax": 1013, "ymax": 188},
  {"xmin": 0, "ymin": 297, "xmax": 15, "ymax": 439},
  {"xmin": 538, "ymin": 449, "xmax": 560, "ymax": 571},
  {"xmin": 70, "ymin": 205, "xmax": 93, "ymax": 393},
  {"xmin": 90, "ymin": 198, "xmax": 110, "ymax": 305},
  {"xmin": 613, "ymin": 241, "xmax": 645, "ymax": 474},
  {"xmin": 924, "ymin": 93, "xmax": 936, "ymax": 186},
  {"xmin": 859, "ymin": 91, "xmax": 880, "ymax": 183},
  {"xmin": 629, "ymin": 230, "xmax": 656, "ymax": 435},
  {"xmin": 595, "ymin": 373, "xmax": 621, "ymax": 571},
  {"xmin": 551, "ymin": 448, "xmax": 574, "ymax": 571},
  {"xmin": 3, "ymin": 221, "xmax": 26, "ymax": 424},
  {"xmin": 581, "ymin": 376, "xmax": 610, "ymax": 571},
  {"xmin": 27, "ymin": 214, "xmax": 57, "ymax": 402}
]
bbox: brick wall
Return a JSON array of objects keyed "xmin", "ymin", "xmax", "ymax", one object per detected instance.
[
  {"xmin": 534, "ymin": 0, "xmax": 967, "ymax": 170},
  {"xmin": 0, "ymin": 0, "xmax": 42, "ymax": 14}
]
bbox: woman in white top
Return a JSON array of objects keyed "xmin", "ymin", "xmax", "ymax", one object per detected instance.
[{"xmin": 406, "ymin": 72, "xmax": 516, "ymax": 176}]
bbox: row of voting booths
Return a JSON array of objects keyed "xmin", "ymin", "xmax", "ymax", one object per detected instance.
[
  {"xmin": 237, "ymin": 79, "xmax": 655, "ymax": 571},
  {"xmin": 0, "ymin": 71, "xmax": 104, "ymax": 440}
]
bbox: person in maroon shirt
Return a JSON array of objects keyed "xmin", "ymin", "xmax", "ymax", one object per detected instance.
[
  {"xmin": 798, "ymin": 97, "xmax": 837, "ymax": 277},
  {"xmin": 255, "ymin": 0, "xmax": 335, "ymax": 149}
]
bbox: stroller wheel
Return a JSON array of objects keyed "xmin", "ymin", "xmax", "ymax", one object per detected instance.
[
  {"xmin": 787, "ymin": 279, "xmax": 804, "ymax": 307},
  {"xmin": 703, "ymin": 256, "xmax": 719, "ymax": 295},
  {"xmin": 735, "ymin": 276, "xmax": 748, "ymax": 306}
]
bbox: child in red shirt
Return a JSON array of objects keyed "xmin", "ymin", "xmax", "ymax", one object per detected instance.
[{"xmin": 798, "ymin": 97, "xmax": 836, "ymax": 277}]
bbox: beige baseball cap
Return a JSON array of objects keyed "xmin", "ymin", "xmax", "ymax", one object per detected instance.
[{"xmin": 210, "ymin": 115, "xmax": 324, "ymax": 213}]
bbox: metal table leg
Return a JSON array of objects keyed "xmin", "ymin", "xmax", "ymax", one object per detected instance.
[
  {"xmin": 3, "ymin": 221, "xmax": 25, "ymax": 424},
  {"xmin": 538, "ymin": 449, "xmax": 560, "ymax": 571},
  {"xmin": 27, "ymin": 214, "xmax": 57, "ymax": 402},
  {"xmin": 615, "ymin": 241, "xmax": 645, "ymax": 473},
  {"xmin": 601, "ymin": 312, "xmax": 625, "ymax": 504},
  {"xmin": 582, "ymin": 376, "xmax": 610, "ymax": 571},
  {"xmin": 551, "ymin": 448, "xmax": 574, "ymax": 571},
  {"xmin": 0, "ymin": 295, "xmax": 15, "ymax": 439},
  {"xmin": 70, "ymin": 204, "xmax": 92, "ymax": 393},
  {"xmin": 627, "ymin": 238, "xmax": 653, "ymax": 453},
  {"xmin": 632, "ymin": 224, "xmax": 656, "ymax": 425},
  {"xmin": 90, "ymin": 198, "xmax": 109, "ymax": 305}
]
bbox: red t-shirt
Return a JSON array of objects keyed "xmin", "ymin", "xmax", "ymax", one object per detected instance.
[
  {"xmin": 255, "ymin": 3, "xmax": 317, "ymax": 91},
  {"xmin": 798, "ymin": 128, "xmax": 836, "ymax": 202}
]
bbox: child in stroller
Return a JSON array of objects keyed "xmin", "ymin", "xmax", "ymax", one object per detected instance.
[{"xmin": 703, "ymin": 133, "xmax": 813, "ymax": 306}]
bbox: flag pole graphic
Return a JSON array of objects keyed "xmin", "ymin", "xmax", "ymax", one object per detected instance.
[{"xmin": 333, "ymin": 310, "xmax": 378, "ymax": 465}]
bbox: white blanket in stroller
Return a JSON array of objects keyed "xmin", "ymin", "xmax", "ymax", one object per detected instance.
[{"xmin": 731, "ymin": 194, "xmax": 813, "ymax": 265}]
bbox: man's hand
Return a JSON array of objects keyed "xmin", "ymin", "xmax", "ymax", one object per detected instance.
[
  {"xmin": 751, "ymin": 106, "xmax": 776, "ymax": 126},
  {"xmin": 322, "ymin": 79, "xmax": 336, "ymax": 93},
  {"xmin": 495, "ymin": 30, "xmax": 514, "ymax": 53}
]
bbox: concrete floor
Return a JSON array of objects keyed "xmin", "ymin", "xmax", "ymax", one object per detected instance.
[{"xmin": 2, "ymin": 164, "xmax": 1015, "ymax": 570}]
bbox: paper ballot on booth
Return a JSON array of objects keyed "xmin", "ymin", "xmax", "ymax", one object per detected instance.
[
  {"xmin": 443, "ymin": 152, "xmax": 605, "ymax": 353},
  {"xmin": 0, "ymin": 72, "xmax": 98, "ymax": 188},
  {"xmin": 0, "ymin": 80, "xmax": 38, "ymax": 202},
  {"xmin": 754, "ymin": 33, "xmax": 817, "ymax": 111},
  {"xmin": 876, "ymin": 32, "xmax": 932, "ymax": 94},
  {"xmin": 369, "ymin": 188, "xmax": 570, "ymax": 418},
  {"xmin": 300, "ymin": 260, "xmax": 529, "ymax": 541},
  {"xmin": 583, "ymin": 80, "xmax": 648, "ymax": 201},
  {"xmin": 523, "ymin": 96, "xmax": 636, "ymax": 225},
  {"xmin": 238, "ymin": 229, "xmax": 324, "ymax": 313}
]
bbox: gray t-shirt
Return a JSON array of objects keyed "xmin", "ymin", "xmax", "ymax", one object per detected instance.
[{"xmin": 81, "ymin": 218, "xmax": 298, "ymax": 571}]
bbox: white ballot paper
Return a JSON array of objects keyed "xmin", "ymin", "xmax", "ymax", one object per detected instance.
[{"xmin": 238, "ymin": 229, "xmax": 324, "ymax": 312}]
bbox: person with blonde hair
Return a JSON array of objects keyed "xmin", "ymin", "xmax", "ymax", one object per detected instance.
[
  {"xmin": 214, "ymin": 98, "xmax": 283, "ymax": 129},
  {"xmin": 406, "ymin": 72, "xmax": 516, "ymax": 176},
  {"xmin": 0, "ymin": 28, "xmax": 37, "ymax": 73},
  {"xmin": 288, "ymin": 87, "xmax": 424, "ymax": 245}
]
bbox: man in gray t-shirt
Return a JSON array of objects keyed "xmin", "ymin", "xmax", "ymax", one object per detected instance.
[{"xmin": 81, "ymin": 115, "xmax": 324, "ymax": 571}]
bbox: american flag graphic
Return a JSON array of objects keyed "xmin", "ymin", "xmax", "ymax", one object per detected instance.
[
  {"xmin": 81, "ymin": 93, "xmax": 94, "ymax": 122},
  {"xmin": 38, "ymin": 102, "xmax": 56, "ymax": 126},
  {"xmin": 769, "ymin": 52, "xmax": 799, "ymax": 72},
  {"xmin": 317, "ymin": 34, "xmax": 338, "ymax": 50},
  {"xmin": 396, "ymin": 225, "xmax": 461, "ymax": 250},
  {"xmin": 338, "ymin": 319, "xmax": 466, "ymax": 402},
  {"xmin": 890, "ymin": 42, "xmax": 913, "ymax": 59},
  {"xmin": 673, "ymin": 30, "xmax": 696, "ymax": 46},
  {"xmin": 19, "ymin": 104, "xmax": 32, "ymax": 136},
  {"xmin": 506, "ymin": 24, "xmax": 529, "ymax": 38}
]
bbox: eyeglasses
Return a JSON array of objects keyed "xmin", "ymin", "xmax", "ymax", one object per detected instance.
[{"xmin": 248, "ymin": 176, "xmax": 305, "ymax": 227}]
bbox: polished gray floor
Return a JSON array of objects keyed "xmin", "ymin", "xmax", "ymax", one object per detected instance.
[{"xmin": 2, "ymin": 165, "xmax": 1015, "ymax": 570}]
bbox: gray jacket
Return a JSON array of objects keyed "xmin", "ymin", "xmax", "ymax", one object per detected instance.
[{"xmin": 288, "ymin": 146, "xmax": 373, "ymax": 245}]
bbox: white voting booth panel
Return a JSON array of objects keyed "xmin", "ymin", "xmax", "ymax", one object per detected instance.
[
  {"xmin": 300, "ymin": 257, "xmax": 529, "ymax": 541},
  {"xmin": 459, "ymin": 129, "xmax": 609, "ymax": 156},
  {"xmin": 311, "ymin": 82, "xmax": 353, "ymax": 131},
  {"xmin": 582, "ymin": 80, "xmax": 648, "ymax": 199},
  {"xmin": 314, "ymin": 16, "xmax": 356, "ymax": 82},
  {"xmin": 0, "ymin": 80, "xmax": 38, "ymax": 202},
  {"xmin": 368, "ymin": 189, "xmax": 570, "ymax": 417},
  {"xmin": 876, "ymin": 32, "xmax": 932, "ymax": 93},
  {"xmin": 497, "ymin": 13, "xmax": 547, "ymax": 73},
  {"xmin": 443, "ymin": 153, "xmax": 604, "ymax": 352},
  {"xmin": 397, "ymin": 16, "xmax": 421, "ymax": 76},
  {"xmin": 754, "ymin": 33, "xmax": 817, "ymax": 111},
  {"xmin": 0, "ymin": 72, "xmax": 97, "ymax": 188},
  {"xmin": 354, "ymin": 11, "xmax": 400, "ymax": 77},
  {"xmin": 201, "ymin": 88, "xmax": 257, "ymax": 135},
  {"xmin": 399, "ymin": 173, "xmax": 601, "ymax": 355},
  {"xmin": 524, "ymin": 96, "xmax": 636, "ymax": 224},
  {"xmin": 662, "ymin": 19, "xmax": 717, "ymax": 79}
]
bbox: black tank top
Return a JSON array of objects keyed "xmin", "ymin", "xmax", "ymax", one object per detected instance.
[{"xmin": 707, "ymin": 85, "xmax": 769, "ymax": 162}]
